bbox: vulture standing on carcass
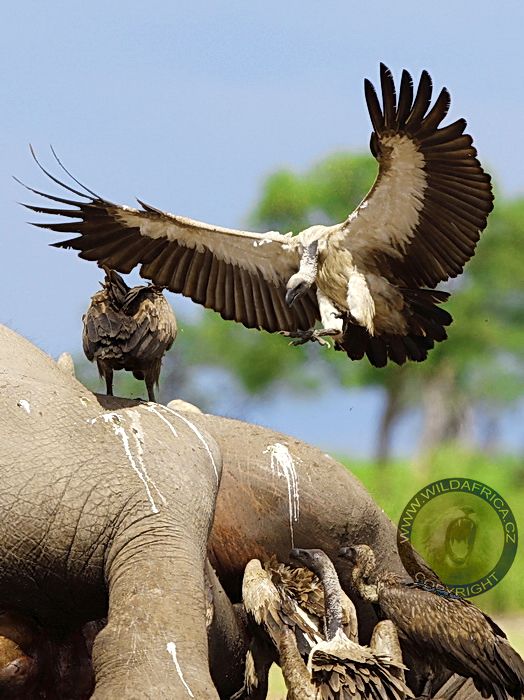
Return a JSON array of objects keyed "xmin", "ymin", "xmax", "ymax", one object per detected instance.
[
  {"xmin": 339, "ymin": 544, "xmax": 524, "ymax": 700},
  {"xmin": 82, "ymin": 267, "xmax": 177, "ymax": 401},
  {"xmin": 22, "ymin": 64, "xmax": 493, "ymax": 367}
]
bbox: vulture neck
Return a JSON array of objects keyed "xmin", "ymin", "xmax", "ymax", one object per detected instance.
[
  {"xmin": 298, "ymin": 243, "xmax": 319, "ymax": 284},
  {"xmin": 354, "ymin": 577, "xmax": 379, "ymax": 604},
  {"xmin": 314, "ymin": 557, "xmax": 345, "ymax": 641}
]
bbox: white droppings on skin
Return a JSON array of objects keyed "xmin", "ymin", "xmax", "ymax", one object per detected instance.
[
  {"xmin": 92, "ymin": 411, "xmax": 160, "ymax": 514},
  {"xmin": 79, "ymin": 397, "xmax": 89, "ymax": 406},
  {"xmin": 146, "ymin": 404, "xmax": 179, "ymax": 439},
  {"xmin": 264, "ymin": 443, "xmax": 300, "ymax": 548},
  {"xmin": 161, "ymin": 406, "xmax": 219, "ymax": 484},
  {"xmin": 129, "ymin": 409, "xmax": 167, "ymax": 506},
  {"xmin": 89, "ymin": 411, "xmax": 121, "ymax": 425},
  {"xmin": 17, "ymin": 399, "xmax": 31, "ymax": 414},
  {"xmin": 166, "ymin": 642, "xmax": 194, "ymax": 698}
]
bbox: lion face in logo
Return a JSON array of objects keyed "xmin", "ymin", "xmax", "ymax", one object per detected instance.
[{"xmin": 420, "ymin": 505, "xmax": 485, "ymax": 584}]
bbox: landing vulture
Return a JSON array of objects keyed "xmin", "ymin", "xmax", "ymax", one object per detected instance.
[{"xmin": 22, "ymin": 64, "xmax": 493, "ymax": 367}]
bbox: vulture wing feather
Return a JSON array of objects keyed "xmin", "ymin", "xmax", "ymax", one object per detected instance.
[
  {"xmin": 339, "ymin": 65, "xmax": 493, "ymax": 289},
  {"xmin": 22, "ymin": 159, "xmax": 318, "ymax": 334}
]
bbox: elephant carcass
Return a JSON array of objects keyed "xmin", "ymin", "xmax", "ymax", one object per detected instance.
[
  {"xmin": 192, "ymin": 413, "xmax": 414, "ymax": 641},
  {"xmin": 0, "ymin": 324, "xmax": 222, "ymax": 699}
]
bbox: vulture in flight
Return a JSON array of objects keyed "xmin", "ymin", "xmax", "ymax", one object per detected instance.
[
  {"xmin": 83, "ymin": 267, "xmax": 177, "ymax": 401},
  {"xmin": 22, "ymin": 64, "xmax": 493, "ymax": 367}
]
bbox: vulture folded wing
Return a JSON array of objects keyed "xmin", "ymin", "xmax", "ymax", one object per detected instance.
[
  {"xmin": 127, "ymin": 295, "xmax": 177, "ymax": 362},
  {"xmin": 341, "ymin": 64, "xmax": 493, "ymax": 288},
  {"xmin": 21, "ymin": 157, "xmax": 319, "ymax": 333},
  {"xmin": 381, "ymin": 585, "xmax": 524, "ymax": 698},
  {"xmin": 82, "ymin": 301, "xmax": 127, "ymax": 360}
]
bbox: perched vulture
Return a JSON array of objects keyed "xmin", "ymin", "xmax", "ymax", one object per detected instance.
[
  {"xmin": 83, "ymin": 268, "xmax": 177, "ymax": 401},
  {"xmin": 340, "ymin": 544, "xmax": 524, "ymax": 700},
  {"xmin": 22, "ymin": 64, "xmax": 493, "ymax": 366}
]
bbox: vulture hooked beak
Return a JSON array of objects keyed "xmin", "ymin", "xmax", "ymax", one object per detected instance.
[
  {"xmin": 285, "ymin": 276, "xmax": 310, "ymax": 307},
  {"xmin": 285, "ymin": 287, "xmax": 300, "ymax": 307}
]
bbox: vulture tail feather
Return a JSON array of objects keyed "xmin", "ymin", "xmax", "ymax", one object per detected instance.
[{"xmin": 336, "ymin": 289, "xmax": 451, "ymax": 367}]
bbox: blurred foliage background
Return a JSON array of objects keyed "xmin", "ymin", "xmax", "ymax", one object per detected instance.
[{"xmin": 78, "ymin": 150, "xmax": 524, "ymax": 619}]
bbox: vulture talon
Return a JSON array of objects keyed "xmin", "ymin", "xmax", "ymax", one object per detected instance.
[{"xmin": 280, "ymin": 329, "xmax": 338, "ymax": 347}]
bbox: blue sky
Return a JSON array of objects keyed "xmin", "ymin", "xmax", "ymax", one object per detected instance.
[{"xmin": 2, "ymin": 1, "xmax": 523, "ymax": 455}]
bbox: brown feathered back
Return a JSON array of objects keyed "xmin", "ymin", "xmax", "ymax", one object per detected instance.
[{"xmin": 82, "ymin": 268, "xmax": 177, "ymax": 401}]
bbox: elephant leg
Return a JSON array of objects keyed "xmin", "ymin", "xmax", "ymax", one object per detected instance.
[{"xmin": 91, "ymin": 543, "xmax": 219, "ymax": 700}]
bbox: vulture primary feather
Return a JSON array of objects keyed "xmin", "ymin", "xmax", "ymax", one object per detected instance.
[{"xmin": 21, "ymin": 64, "xmax": 493, "ymax": 367}]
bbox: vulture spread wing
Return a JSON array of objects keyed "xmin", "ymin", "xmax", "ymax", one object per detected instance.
[
  {"xmin": 20, "ymin": 155, "xmax": 319, "ymax": 334},
  {"xmin": 341, "ymin": 64, "xmax": 493, "ymax": 287}
]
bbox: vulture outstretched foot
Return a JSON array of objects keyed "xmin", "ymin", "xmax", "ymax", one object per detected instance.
[{"xmin": 280, "ymin": 328, "xmax": 340, "ymax": 347}]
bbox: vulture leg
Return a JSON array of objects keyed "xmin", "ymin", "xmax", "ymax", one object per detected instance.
[
  {"xmin": 145, "ymin": 373, "xmax": 156, "ymax": 403},
  {"xmin": 105, "ymin": 371, "xmax": 114, "ymax": 397},
  {"xmin": 280, "ymin": 328, "xmax": 341, "ymax": 347},
  {"xmin": 97, "ymin": 361, "xmax": 114, "ymax": 397}
]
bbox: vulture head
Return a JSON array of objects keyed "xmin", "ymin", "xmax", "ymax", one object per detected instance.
[
  {"xmin": 285, "ymin": 273, "xmax": 313, "ymax": 307},
  {"xmin": 285, "ymin": 228, "xmax": 323, "ymax": 306},
  {"xmin": 339, "ymin": 544, "xmax": 379, "ymax": 601},
  {"xmin": 289, "ymin": 547, "xmax": 329, "ymax": 574}
]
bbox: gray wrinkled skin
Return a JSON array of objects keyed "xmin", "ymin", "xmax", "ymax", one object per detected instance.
[
  {"xmin": 0, "ymin": 324, "xmax": 221, "ymax": 699},
  {"xmin": 0, "ymin": 323, "xmax": 452, "ymax": 698}
]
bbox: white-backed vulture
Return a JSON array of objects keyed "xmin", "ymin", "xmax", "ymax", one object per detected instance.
[
  {"xmin": 22, "ymin": 64, "xmax": 493, "ymax": 366},
  {"xmin": 340, "ymin": 544, "xmax": 524, "ymax": 700},
  {"xmin": 83, "ymin": 267, "xmax": 177, "ymax": 401}
]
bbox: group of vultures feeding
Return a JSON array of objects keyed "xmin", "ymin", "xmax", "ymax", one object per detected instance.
[
  {"xmin": 3, "ymin": 64, "xmax": 520, "ymax": 699},
  {"xmin": 234, "ymin": 546, "xmax": 524, "ymax": 700}
]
